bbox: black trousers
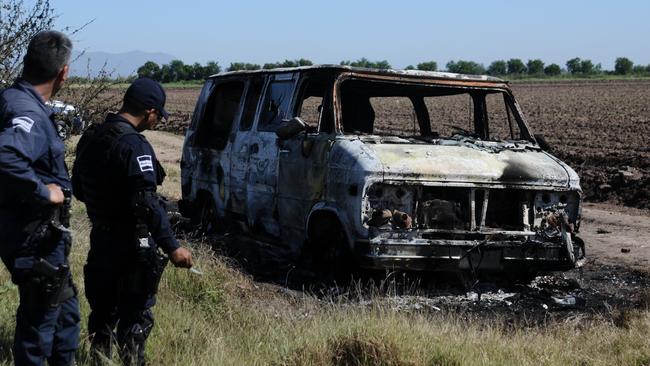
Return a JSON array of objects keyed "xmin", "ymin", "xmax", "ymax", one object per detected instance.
[{"xmin": 84, "ymin": 225, "xmax": 158, "ymax": 365}]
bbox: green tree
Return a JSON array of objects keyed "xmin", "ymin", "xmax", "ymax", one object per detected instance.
[
  {"xmin": 227, "ymin": 62, "xmax": 261, "ymax": 71},
  {"xmin": 373, "ymin": 60, "xmax": 391, "ymax": 69},
  {"xmin": 526, "ymin": 59, "xmax": 545, "ymax": 75},
  {"xmin": 340, "ymin": 58, "xmax": 391, "ymax": 69},
  {"xmin": 161, "ymin": 60, "xmax": 187, "ymax": 82},
  {"xmin": 263, "ymin": 59, "xmax": 312, "ymax": 70},
  {"xmin": 544, "ymin": 64, "xmax": 562, "ymax": 76},
  {"xmin": 137, "ymin": 61, "xmax": 161, "ymax": 80},
  {"xmin": 187, "ymin": 62, "xmax": 202, "ymax": 80},
  {"xmin": 203, "ymin": 61, "xmax": 221, "ymax": 77},
  {"xmin": 580, "ymin": 59, "xmax": 595, "ymax": 75},
  {"xmin": 487, "ymin": 60, "xmax": 507, "ymax": 75},
  {"xmin": 506, "ymin": 58, "xmax": 526, "ymax": 75},
  {"xmin": 446, "ymin": 60, "xmax": 485, "ymax": 75},
  {"xmin": 566, "ymin": 57, "xmax": 582, "ymax": 74},
  {"xmin": 297, "ymin": 58, "xmax": 313, "ymax": 66},
  {"xmin": 632, "ymin": 65, "xmax": 647, "ymax": 74},
  {"xmin": 614, "ymin": 57, "xmax": 634, "ymax": 75},
  {"xmin": 416, "ymin": 61, "xmax": 437, "ymax": 71},
  {"xmin": 405, "ymin": 65, "xmax": 415, "ymax": 70},
  {"xmin": 158, "ymin": 64, "xmax": 172, "ymax": 83}
]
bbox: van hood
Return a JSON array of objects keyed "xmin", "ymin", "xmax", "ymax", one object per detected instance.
[{"xmin": 365, "ymin": 142, "xmax": 571, "ymax": 187}]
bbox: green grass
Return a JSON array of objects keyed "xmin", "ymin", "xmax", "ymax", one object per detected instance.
[{"xmin": 2, "ymin": 138, "xmax": 650, "ymax": 365}]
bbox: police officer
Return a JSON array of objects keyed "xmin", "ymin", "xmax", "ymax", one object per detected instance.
[
  {"xmin": 0, "ymin": 31, "xmax": 80, "ymax": 365},
  {"xmin": 72, "ymin": 78, "xmax": 193, "ymax": 365}
]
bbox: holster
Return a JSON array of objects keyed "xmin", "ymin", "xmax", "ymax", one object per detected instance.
[
  {"xmin": 13, "ymin": 189, "xmax": 75, "ymax": 308},
  {"xmin": 14, "ymin": 257, "xmax": 76, "ymax": 308},
  {"xmin": 130, "ymin": 241, "xmax": 168, "ymax": 295}
]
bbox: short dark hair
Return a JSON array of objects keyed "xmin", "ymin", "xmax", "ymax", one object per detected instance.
[
  {"xmin": 22, "ymin": 31, "xmax": 72, "ymax": 84},
  {"xmin": 120, "ymin": 99, "xmax": 148, "ymax": 117}
]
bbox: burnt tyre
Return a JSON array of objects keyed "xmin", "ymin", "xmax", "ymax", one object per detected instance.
[
  {"xmin": 305, "ymin": 215, "xmax": 355, "ymax": 284},
  {"xmin": 194, "ymin": 196, "xmax": 221, "ymax": 236}
]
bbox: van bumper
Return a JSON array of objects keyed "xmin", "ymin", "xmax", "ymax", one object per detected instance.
[{"xmin": 355, "ymin": 236, "xmax": 582, "ymax": 272}]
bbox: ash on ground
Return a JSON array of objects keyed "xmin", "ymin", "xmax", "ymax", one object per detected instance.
[{"xmin": 180, "ymin": 229, "xmax": 650, "ymax": 325}]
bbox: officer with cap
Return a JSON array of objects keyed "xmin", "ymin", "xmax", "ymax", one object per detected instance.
[
  {"xmin": 0, "ymin": 31, "xmax": 80, "ymax": 365},
  {"xmin": 72, "ymin": 77, "xmax": 193, "ymax": 365}
]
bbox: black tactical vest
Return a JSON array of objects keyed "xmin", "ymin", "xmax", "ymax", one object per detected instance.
[{"xmin": 72, "ymin": 120, "xmax": 140, "ymax": 223}]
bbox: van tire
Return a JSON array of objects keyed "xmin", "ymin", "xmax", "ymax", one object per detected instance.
[
  {"xmin": 195, "ymin": 196, "xmax": 220, "ymax": 236},
  {"xmin": 306, "ymin": 214, "xmax": 354, "ymax": 283}
]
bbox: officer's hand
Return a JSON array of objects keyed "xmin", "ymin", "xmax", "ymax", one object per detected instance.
[
  {"xmin": 169, "ymin": 247, "xmax": 193, "ymax": 268},
  {"xmin": 47, "ymin": 183, "xmax": 64, "ymax": 205}
]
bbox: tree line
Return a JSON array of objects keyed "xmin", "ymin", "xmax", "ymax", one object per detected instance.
[{"xmin": 136, "ymin": 57, "xmax": 650, "ymax": 82}]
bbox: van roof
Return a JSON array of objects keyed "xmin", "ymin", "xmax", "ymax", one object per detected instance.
[{"xmin": 209, "ymin": 64, "xmax": 506, "ymax": 83}]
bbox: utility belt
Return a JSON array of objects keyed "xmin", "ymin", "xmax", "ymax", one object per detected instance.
[{"xmin": 13, "ymin": 189, "xmax": 75, "ymax": 308}]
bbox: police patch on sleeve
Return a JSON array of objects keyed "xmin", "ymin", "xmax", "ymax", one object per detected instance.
[
  {"xmin": 11, "ymin": 116, "xmax": 35, "ymax": 133},
  {"xmin": 137, "ymin": 155, "xmax": 154, "ymax": 172}
]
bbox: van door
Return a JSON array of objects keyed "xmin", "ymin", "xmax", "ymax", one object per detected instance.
[
  {"xmin": 228, "ymin": 76, "xmax": 265, "ymax": 220},
  {"xmin": 277, "ymin": 74, "xmax": 334, "ymax": 249},
  {"xmin": 247, "ymin": 72, "xmax": 297, "ymax": 238}
]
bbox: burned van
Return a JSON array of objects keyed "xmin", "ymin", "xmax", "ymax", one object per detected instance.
[{"xmin": 179, "ymin": 65, "xmax": 584, "ymax": 276}]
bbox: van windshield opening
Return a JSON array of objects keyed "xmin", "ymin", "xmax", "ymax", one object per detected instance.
[{"xmin": 339, "ymin": 79, "xmax": 527, "ymax": 141}]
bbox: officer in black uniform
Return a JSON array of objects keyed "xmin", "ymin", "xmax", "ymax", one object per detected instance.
[
  {"xmin": 72, "ymin": 78, "xmax": 193, "ymax": 365},
  {"xmin": 0, "ymin": 31, "xmax": 80, "ymax": 366}
]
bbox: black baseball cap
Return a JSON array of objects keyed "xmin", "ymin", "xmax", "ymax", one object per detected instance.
[{"xmin": 124, "ymin": 77, "xmax": 169, "ymax": 119}]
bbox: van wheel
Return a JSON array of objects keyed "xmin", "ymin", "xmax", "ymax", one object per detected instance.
[
  {"xmin": 307, "ymin": 216, "xmax": 353, "ymax": 284},
  {"xmin": 196, "ymin": 197, "xmax": 220, "ymax": 236}
]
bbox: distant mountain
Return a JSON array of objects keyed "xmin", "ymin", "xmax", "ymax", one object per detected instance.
[{"xmin": 69, "ymin": 50, "xmax": 177, "ymax": 77}]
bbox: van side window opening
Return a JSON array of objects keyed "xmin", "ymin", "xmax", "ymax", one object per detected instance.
[
  {"xmin": 240, "ymin": 77, "xmax": 264, "ymax": 131},
  {"xmin": 196, "ymin": 80, "xmax": 245, "ymax": 149},
  {"xmin": 258, "ymin": 79, "xmax": 294, "ymax": 132},
  {"xmin": 294, "ymin": 77, "xmax": 333, "ymax": 132}
]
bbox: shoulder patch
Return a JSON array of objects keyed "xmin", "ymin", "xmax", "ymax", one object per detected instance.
[
  {"xmin": 137, "ymin": 155, "xmax": 154, "ymax": 172},
  {"xmin": 11, "ymin": 116, "xmax": 35, "ymax": 133}
]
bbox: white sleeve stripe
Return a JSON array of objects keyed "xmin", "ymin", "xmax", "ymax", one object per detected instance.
[
  {"xmin": 11, "ymin": 116, "xmax": 35, "ymax": 133},
  {"xmin": 137, "ymin": 155, "xmax": 154, "ymax": 172}
]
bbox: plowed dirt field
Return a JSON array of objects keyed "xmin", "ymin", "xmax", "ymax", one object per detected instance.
[{"xmin": 157, "ymin": 79, "xmax": 650, "ymax": 209}]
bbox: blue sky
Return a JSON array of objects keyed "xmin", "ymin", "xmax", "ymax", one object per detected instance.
[{"xmin": 54, "ymin": 0, "xmax": 650, "ymax": 69}]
